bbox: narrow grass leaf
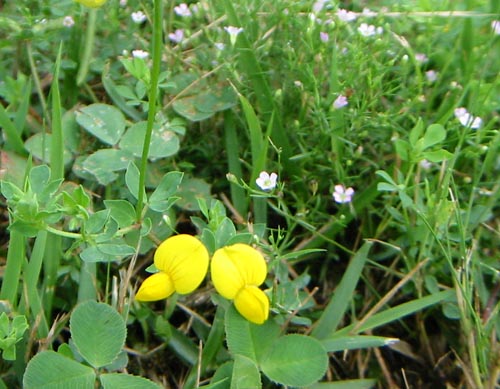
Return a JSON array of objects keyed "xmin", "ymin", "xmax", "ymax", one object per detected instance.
[
  {"xmin": 312, "ymin": 242, "xmax": 373, "ymax": 339},
  {"xmin": 322, "ymin": 335, "xmax": 399, "ymax": 353},
  {"xmin": 308, "ymin": 379, "xmax": 377, "ymax": 389},
  {"xmin": 100, "ymin": 373, "xmax": 161, "ymax": 388},
  {"xmin": 0, "ymin": 104, "xmax": 25, "ymax": 155},
  {"xmin": 50, "ymin": 43, "xmax": 64, "ymax": 180}
]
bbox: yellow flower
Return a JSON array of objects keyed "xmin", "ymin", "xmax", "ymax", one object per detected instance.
[
  {"xmin": 75, "ymin": 0, "xmax": 107, "ymax": 8},
  {"xmin": 211, "ymin": 244, "xmax": 269, "ymax": 324},
  {"xmin": 136, "ymin": 235, "xmax": 209, "ymax": 302}
]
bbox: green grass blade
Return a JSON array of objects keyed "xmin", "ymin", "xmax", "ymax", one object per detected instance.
[
  {"xmin": 311, "ymin": 242, "xmax": 373, "ymax": 339},
  {"xmin": 50, "ymin": 43, "xmax": 64, "ymax": 180},
  {"xmin": 0, "ymin": 104, "xmax": 26, "ymax": 155},
  {"xmin": 0, "ymin": 230, "xmax": 25, "ymax": 308},
  {"xmin": 335, "ymin": 290, "xmax": 455, "ymax": 336}
]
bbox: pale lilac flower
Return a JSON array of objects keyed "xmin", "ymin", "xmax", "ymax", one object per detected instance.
[
  {"xmin": 320, "ymin": 31, "xmax": 329, "ymax": 42},
  {"xmin": 491, "ymin": 20, "xmax": 500, "ymax": 35},
  {"xmin": 63, "ymin": 16, "xmax": 75, "ymax": 28},
  {"xmin": 333, "ymin": 184, "xmax": 354, "ymax": 204},
  {"xmin": 454, "ymin": 107, "xmax": 482, "ymax": 129},
  {"xmin": 333, "ymin": 95, "xmax": 348, "ymax": 109},
  {"xmin": 358, "ymin": 23, "xmax": 382, "ymax": 37},
  {"xmin": 174, "ymin": 3, "xmax": 192, "ymax": 17},
  {"xmin": 214, "ymin": 42, "xmax": 225, "ymax": 51},
  {"xmin": 224, "ymin": 26, "xmax": 244, "ymax": 45},
  {"xmin": 415, "ymin": 53, "xmax": 428, "ymax": 63},
  {"xmin": 168, "ymin": 29, "xmax": 184, "ymax": 43},
  {"xmin": 362, "ymin": 8, "xmax": 377, "ymax": 17},
  {"xmin": 337, "ymin": 9, "xmax": 357, "ymax": 22},
  {"xmin": 256, "ymin": 171, "xmax": 278, "ymax": 191},
  {"xmin": 131, "ymin": 11, "xmax": 147, "ymax": 24},
  {"xmin": 132, "ymin": 49, "xmax": 149, "ymax": 59},
  {"xmin": 425, "ymin": 70, "xmax": 438, "ymax": 83},
  {"xmin": 119, "ymin": 0, "xmax": 127, "ymax": 6},
  {"xmin": 312, "ymin": 0, "xmax": 328, "ymax": 13},
  {"xmin": 419, "ymin": 159, "xmax": 432, "ymax": 170}
]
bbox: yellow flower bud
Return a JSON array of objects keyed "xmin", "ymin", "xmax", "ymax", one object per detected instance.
[
  {"xmin": 136, "ymin": 235, "xmax": 209, "ymax": 302},
  {"xmin": 75, "ymin": 0, "xmax": 107, "ymax": 8},
  {"xmin": 211, "ymin": 244, "xmax": 269, "ymax": 324}
]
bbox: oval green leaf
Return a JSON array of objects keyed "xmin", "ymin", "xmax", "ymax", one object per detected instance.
[
  {"xmin": 23, "ymin": 350, "xmax": 96, "ymax": 389},
  {"xmin": 70, "ymin": 301, "xmax": 126, "ymax": 368},
  {"xmin": 76, "ymin": 103, "xmax": 126, "ymax": 146},
  {"xmin": 260, "ymin": 334, "xmax": 328, "ymax": 387}
]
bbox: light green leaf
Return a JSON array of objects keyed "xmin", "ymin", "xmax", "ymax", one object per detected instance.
[
  {"xmin": 119, "ymin": 121, "xmax": 180, "ymax": 159},
  {"xmin": 82, "ymin": 149, "xmax": 132, "ymax": 185},
  {"xmin": 149, "ymin": 171, "xmax": 183, "ymax": 212},
  {"xmin": 23, "ymin": 350, "xmax": 96, "ymax": 389},
  {"xmin": 322, "ymin": 335, "xmax": 399, "ymax": 352},
  {"xmin": 104, "ymin": 200, "xmax": 136, "ymax": 228},
  {"xmin": 70, "ymin": 301, "xmax": 126, "ymax": 368},
  {"xmin": 100, "ymin": 373, "xmax": 161, "ymax": 388},
  {"xmin": 76, "ymin": 103, "xmax": 126, "ymax": 146},
  {"xmin": 308, "ymin": 378, "xmax": 377, "ymax": 388},
  {"xmin": 260, "ymin": 334, "xmax": 328, "ymax": 387},
  {"xmin": 231, "ymin": 355, "xmax": 261, "ymax": 389},
  {"xmin": 176, "ymin": 177, "xmax": 212, "ymax": 211},
  {"xmin": 125, "ymin": 161, "xmax": 146, "ymax": 201},
  {"xmin": 422, "ymin": 123, "xmax": 446, "ymax": 150}
]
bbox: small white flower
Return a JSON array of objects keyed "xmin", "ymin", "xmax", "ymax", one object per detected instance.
[
  {"xmin": 131, "ymin": 11, "xmax": 147, "ymax": 24},
  {"xmin": 168, "ymin": 29, "xmax": 184, "ymax": 43},
  {"xmin": 174, "ymin": 3, "xmax": 192, "ymax": 17},
  {"xmin": 415, "ymin": 53, "xmax": 428, "ymax": 63},
  {"xmin": 224, "ymin": 26, "xmax": 244, "ymax": 45},
  {"xmin": 63, "ymin": 16, "xmax": 75, "ymax": 28},
  {"xmin": 454, "ymin": 107, "xmax": 482, "ymax": 129},
  {"xmin": 320, "ymin": 31, "xmax": 329, "ymax": 42},
  {"xmin": 337, "ymin": 9, "xmax": 357, "ymax": 22},
  {"xmin": 333, "ymin": 95, "xmax": 348, "ymax": 109},
  {"xmin": 119, "ymin": 0, "xmax": 127, "ymax": 6},
  {"xmin": 425, "ymin": 70, "xmax": 438, "ymax": 83},
  {"xmin": 132, "ymin": 49, "xmax": 149, "ymax": 59},
  {"xmin": 256, "ymin": 171, "xmax": 278, "ymax": 191},
  {"xmin": 419, "ymin": 159, "xmax": 432, "ymax": 170},
  {"xmin": 358, "ymin": 23, "xmax": 377, "ymax": 37},
  {"xmin": 333, "ymin": 184, "xmax": 354, "ymax": 204},
  {"xmin": 312, "ymin": 0, "xmax": 328, "ymax": 13},
  {"xmin": 491, "ymin": 20, "xmax": 500, "ymax": 35},
  {"xmin": 214, "ymin": 42, "xmax": 225, "ymax": 51}
]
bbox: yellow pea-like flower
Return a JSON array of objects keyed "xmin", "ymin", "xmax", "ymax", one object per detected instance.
[
  {"xmin": 136, "ymin": 235, "xmax": 209, "ymax": 302},
  {"xmin": 75, "ymin": 0, "xmax": 107, "ymax": 8},
  {"xmin": 211, "ymin": 244, "xmax": 269, "ymax": 324}
]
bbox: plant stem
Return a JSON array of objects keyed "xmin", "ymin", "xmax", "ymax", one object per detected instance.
[
  {"xmin": 136, "ymin": 0, "xmax": 163, "ymax": 221},
  {"xmin": 76, "ymin": 8, "xmax": 97, "ymax": 86}
]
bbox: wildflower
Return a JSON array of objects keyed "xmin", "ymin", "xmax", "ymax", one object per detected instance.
[
  {"xmin": 211, "ymin": 244, "xmax": 269, "ymax": 324},
  {"xmin": 224, "ymin": 26, "xmax": 244, "ymax": 46},
  {"xmin": 425, "ymin": 70, "xmax": 438, "ymax": 83},
  {"xmin": 333, "ymin": 95, "xmax": 348, "ymax": 109},
  {"xmin": 491, "ymin": 20, "xmax": 500, "ymax": 35},
  {"xmin": 312, "ymin": 0, "xmax": 328, "ymax": 13},
  {"xmin": 358, "ymin": 23, "xmax": 382, "ymax": 37},
  {"xmin": 454, "ymin": 107, "xmax": 482, "ymax": 129},
  {"xmin": 119, "ymin": 0, "xmax": 127, "ymax": 6},
  {"xmin": 132, "ymin": 49, "xmax": 149, "ymax": 59},
  {"xmin": 337, "ymin": 9, "xmax": 357, "ymax": 22},
  {"xmin": 320, "ymin": 31, "xmax": 329, "ymax": 42},
  {"xmin": 135, "ymin": 235, "xmax": 209, "ymax": 301},
  {"xmin": 174, "ymin": 3, "xmax": 192, "ymax": 17},
  {"xmin": 131, "ymin": 11, "xmax": 147, "ymax": 24},
  {"xmin": 214, "ymin": 42, "xmax": 226, "ymax": 51},
  {"xmin": 63, "ymin": 16, "xmax": 75, "ymax": 28},
  {"xmin": 168, "ymin": 29, "xmax": 184, "ymax": 43},
  {"xmin": 333, "ymin": 184, "xmax": 355, "ymax": 204},
  {"xmin": 256, "ymin": 171, "xmax": 277, "ymax": 191},
  {"xmin": 415, "ymin": 53, "xmax": 428, "ymax": 63},
  {"xmin": 74, "ymin": 0, "xmax": 107, "ymax": 8},
  {"xmin": 419, "ymin": 159, "xmax": 432, "ymax": 170}
]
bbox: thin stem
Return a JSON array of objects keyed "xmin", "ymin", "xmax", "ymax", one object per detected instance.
[
  {"xmin": 76, "ymin": 8, "xmax": 97, "ymax": 86},
  {"xmin": 136, "ymin": 0, "xmax": 163, "ymax": 221}
]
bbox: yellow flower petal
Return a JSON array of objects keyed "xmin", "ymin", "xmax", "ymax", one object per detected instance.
[
  {"xmin": 154, "ymin": 234, "xmax": 209, "ymax": 295},
  {"xmin": 135, "ymin": 272, "xmax": 175, "ymax": 301},
  {"xmin": 234, "ymin": 285, "xmax": 269, "ymax": 324},
  {"xmin": 211, "ymin": 244, "xmax": 267, "ymax": 299},
  {"xmin": 75, "ymin": 0, "xmax": 107, "ymax": 8}
]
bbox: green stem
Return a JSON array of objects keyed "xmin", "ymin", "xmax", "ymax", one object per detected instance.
[
  {"xmin": 26, "ymin": 42, "xmax": 50, "ymax": 127},
  {"xmin": 76, "ymin": 8, "xmax": 97, "ymax": 86},
  {"xmin": 0, "ymin": 230, "xmax": 25, "ymax": 308},
  {"xmin": 136, "ymin": 0, "xmax": 163, "ymax": 221}
]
